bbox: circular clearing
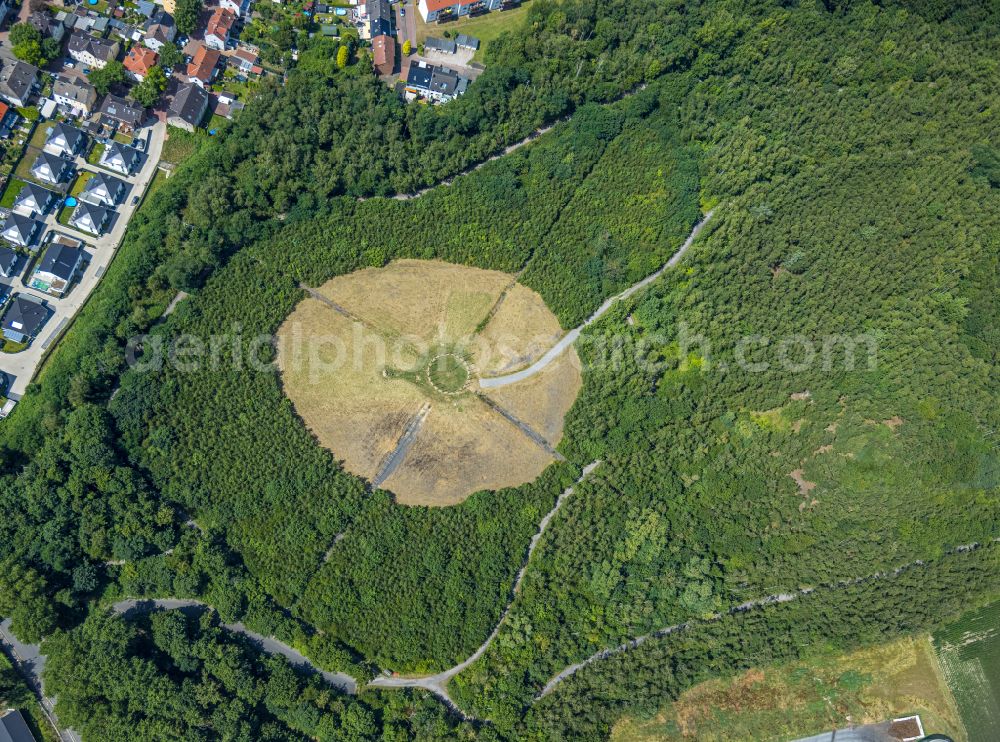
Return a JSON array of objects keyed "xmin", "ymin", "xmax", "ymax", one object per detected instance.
[
  {"xmin": 426, "ymin": 353, "xmax": 470, "ymax": 395},
  {"xmin": 276, "ymin": 260, "xmax": 582, "ymax": 507}
]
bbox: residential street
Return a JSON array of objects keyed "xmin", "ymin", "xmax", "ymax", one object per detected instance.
[
  {"xmin": 397, "ymin": 0, "xmax": 416, "ymax": 50},
  {"xmin": 0, "ymin": 120, "xmax": 167, "ymax": 400}
]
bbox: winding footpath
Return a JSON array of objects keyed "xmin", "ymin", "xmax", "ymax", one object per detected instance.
[
  {"xmin": 480, "ymin": 210, "xmax": 715, "ymax": 389},
  {"xmin": 368, "ymin": 461, "xmax": 602, "ymax": 714},
  {"xmin": 536, "ymin": 537, "xmax": 1000, "ymax": 698},
  {"xmin": 110, "ymin": 599, "xmax": 358, "ymax": 693}
]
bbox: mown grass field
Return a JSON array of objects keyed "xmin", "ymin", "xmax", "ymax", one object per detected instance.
[
  {"xmin": 933, "ymin": 599, "xmax": 1000, "ymax": 741},
  {"xmin": 612, "ymin": 636, "xmax": 966, "ymax": 741},
  {"xmin": 416, "ymin": 2, "xmax": 534, "ymax": 62}
]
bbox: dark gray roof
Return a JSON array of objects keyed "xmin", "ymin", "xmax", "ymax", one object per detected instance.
[
  {"xmin": 99, "ymin": 94, "xmax": 144, "ymax": 126},
  {"xmin": 32, "ymin": 151, "xmax": 71, "ymax": 181},
  {"xmin": 368, "ymin": 0, "xmax": 393, "ymax": 37},
  {"xmin": 425, "ymin": 37, "xmax": 456, "ymax": 54},
  {"xmin": 456, "ymin": 34, "xmax": 480, "ymax": 49},
  {"xmin": 14, "ymin": 183, "xmax": 55, "ymax": 212},
  {"xmin": 68, "ymin": 32, "xmax": 119, "ymax": 62},
  {"xmin": 406, "ymin": 63, "xmax": 433, "ymax": 89},
  {"xmin": 1, "ymin": 294, "xmax": 48, "ymax": 338},
  {"xmin": 28, "ymin": 10, "xmax": 58, "ymax": 36},
  {"xmin": 0, "ymin": 709, "xmax": 37, "ymax": 742},
  {"xmin": 145, "ymin": 10, "xmax": 175, "ymax": 30},
  {"xmin": 37, "ymin": 242, "xmax": 83, "ymax": 281},
  {"xmin": 0, "ymin": 246, "xmax": 18, "ymax": 277},
  {"xmin": 167, "ymin": 83, "xmax": 209, "ymax": 126},
  {"xmin": 0, "ymin": 58, "xmax": 39, "ymax": 102},
  {"xmin": 47, "ymin": 122, "xmax": 86, "ymax": 151},
  {"xmin": 82, "ymin": 170, "xmax": 126, "ymax": 201},
  {"xmin": 53, "ymin": 74, "xmax": 97, "ymax": 105},
  {"xmin": 2, "ymin": 213, "xmax": 41, "ymax": 243},
  {"xmin": 429, "ymin": 67, "xmax": 459, "ymax": 96},
  {"xmin": 70, "ymin": 200, "xmax": 109, "ymax": 230}
]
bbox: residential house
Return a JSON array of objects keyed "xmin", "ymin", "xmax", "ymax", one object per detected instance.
[
  {"xmin": 229, "ymin": 47, "xmax": 263, "ymax": 76},
  {"xmin": 404, "ymin": 61, "xmax": 468, "ymax": 103},
  {"xmin": 424, "ymin": 37, "xmax": 456, "ymax": 54},
  {"xmin": 212, "ymin": 90, "xmax": 245, "ymax": 120},
  {"xmin": 367, "ymin": 0, "xmax": 393, "ymax": 38},
  {"xmin": 219, "ymin": 0, "xmax": 251, "ymax": 16},
  {"xmin": 167, "ymin": 83, "xmax": 209, "ymax": 131},
  {"xmin": 97, "ymin": 143, "xmax": 140, "ymax": 177},
  {"xmin": 13, "ymin": 183, "xmax": 57, "ymax": 217},
  {"xmin": 31, "ymin": 151, "xmax": 73, "ymax": 185},
  {"xmin": 0, "ymin": 246, "xmax": 19, "ymax": 278},
  {"xmin": 0, "ymin": 57, "xmax": 40, "ymax": 108},
  {"xmin": 67, "ymin": 33, "xmax": 121, "ymax": 69},
  {"xmin": 0, "ymin": 101, "xmax": 16, "ymax": 138},
  {"xmin": 204, "ymin": 8, "xmax": 236, "ymax": 51},
  {"xmin": 98, "ymin": 94, "xmax": 145, "ymax": 132},
  {"xmin": 456, "ymin": 33, "xmax": 480, "ymax": 51},
  {"xmin": 28, "ymin": 10, "xmax": 66, "ymax": 42},
  {"xmin": 69, "ymin": 200, "xmax": 110, "ymax": 235},
  {"xmin": 136, "ymin": 0, "xmax": 156, "ymax": 17},
  {"xmin": 0, "ymin": 0, "xmax": 11, "ymax": 28},
  {"xmin": 417, "ymin": 0, "xmax": 502, "ymax": 22},
  {"xmin": 186, "ymin": 45, "xmax": 221, "ymax": 87},
  {"xmin": 44, "ymin": 122, "xmax": 87, "ymax": 158},
  {"xmin": 143, "ymin": 10, "xmax": 176, "ymax": 52},
  {"xmin": 1, "ymin": 213, "xmax": 42, "ymax": 247},
  {"xmin": 372, "ymin": 34, "xmax": 395, "ymax": 76},
  {"xmin": 30, "ymin": 241, "xmax": 85, "ymax": 296},
  {"xmin": 1, "ymin": 294, "xmax": 49, "ymax": 343},
  {"xmin": 53, "ymin": 74, "xmax": 98, "ymax": 116},
  {"xmin": 124, "ymin": 44, "xmax": 158, "ymax": 81}
]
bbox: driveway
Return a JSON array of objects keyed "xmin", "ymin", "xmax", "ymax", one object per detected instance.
[
  {"xmin": 0, "ymin": 120, "xmax": 166, "ymax": 400},
  {"xmin": 397, "ymin": 0, "xmax": 416, "ymax": 49}
]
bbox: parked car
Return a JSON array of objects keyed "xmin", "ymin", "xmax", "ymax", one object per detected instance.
[{"xmin": 131, "ymin": 195, "xmax": 140, "ymax": 205}]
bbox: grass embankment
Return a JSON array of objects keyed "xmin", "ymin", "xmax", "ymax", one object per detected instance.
[
  {"xmin": 612, "ymin": 636, "xmax": 967, "ymax": 742},
  {"xmin": 416, "ymin": 1, "xmax": 533, "ymax": 62}
]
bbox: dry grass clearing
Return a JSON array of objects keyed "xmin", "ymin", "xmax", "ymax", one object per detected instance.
[
  {"xmin": 476, "ymin": 283, "xmax": 565, "ymax": 376},
  {"xmin": 612, "ymin": 635, "xmax": 966, "ymax": 742},
  {"xmin": 277, "ymin": 260, "xmax": 581, "ymax": 506}
]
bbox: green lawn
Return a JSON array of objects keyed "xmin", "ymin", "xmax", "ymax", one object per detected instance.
[
  {"xmin": 0, "ymin": 178, "xmax": 27, "ymax": 208},
  {"xmin": 68, "ymin": 170, "xmax": 95, "ymax": 198},
  {"xmin": 112, "ymin": 131, "xmax": 133, "ymax": 145},
  {"xmin": 13, "ymin": 149, "xmax": 41, "ymax": 182},
  {"xmin": 161, "ymin": 127, "xmax": 205, "ymax": 165},
  {"xmin": 416, "ymin": 2, "xmax": 533, "ymax": 61},
  {"xmin": 87, "ymin": 142, "xmax": 105, "ymax": 167},
  {"xmin": 28, "ymin": 123, "xmax": 52, "ymax": 150}
]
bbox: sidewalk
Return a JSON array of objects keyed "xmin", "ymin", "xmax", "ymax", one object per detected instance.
[{"xmin": 0, "ymin": 120, "xmax": 167, "ymax": 400}]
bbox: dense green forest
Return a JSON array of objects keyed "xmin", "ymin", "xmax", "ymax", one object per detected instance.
[{"xmin": 0, "ymin": 0, "xmax": 996, "ymax": 739}]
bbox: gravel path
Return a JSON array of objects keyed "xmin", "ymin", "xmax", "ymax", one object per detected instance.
[{"xmin": 480, "ymin": 210, "xmax": 715, "ymax": 389}]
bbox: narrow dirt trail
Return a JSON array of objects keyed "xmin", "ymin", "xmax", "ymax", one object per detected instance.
[
  {"xmin": 367, "ymin": 461, "xmax": 602, "ymax": 709},
  {"xmin": 479, "ymin": 210, "xmax": 715, "ymax": 389},
  {"xmin": 536, "ymin": 538, "xmax": 1000, "ymax": 698}
]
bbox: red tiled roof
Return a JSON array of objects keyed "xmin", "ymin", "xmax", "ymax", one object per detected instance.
[
  {"xmin": 423, "ymin": 0, "xmax": 475, "ymax": 12},
  {"xmin": 124, "ymin": 45, "xmax": 159, "ymax": 76},
  {"xmin": 372, "ymin": 34, "xmax": 394, "ymax": 73},
  {"xmin": 0, "ymin": 102, "xmax": 9, "ymax": 120},
  {"xmin": 186, "ymin": 45, "xmax": 221, "ymax": 82},
  {"xmin": 206, "ymin": 7, "xmax": 236, "ymax": 38}
]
